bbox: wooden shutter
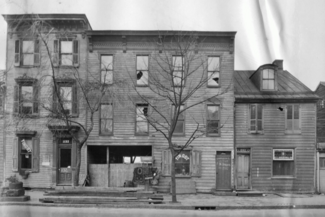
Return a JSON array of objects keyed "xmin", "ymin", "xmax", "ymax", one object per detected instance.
[
  {"xmin": 33, "ymin": 83, "xmax": 39, "ymax": 114},
  {"xmin": 32, "ymin": 137, "xmax": 40, "ymax": 172},
  {"xmin": 12, "ymin": 138, "xmax": 18, "ymax": 172},
  {"xmin": 14, "ymin": 40, "xmax": 20, "ymax": 66},
  {"xmin": 53, "ymin": 40, "xmax": 59, "ymax": 67},
  {"xmin": 190, "ymin": 150, "xmax": 201, "ymax": 177},
  {"xmin": 257, "ymin": 104, "xmax": 263, "ymax": 131},
  {"xmin": 161, "ymin": 149, "xmax": 171, "ymax": 176},
  {"xmin": 13, "ymin": 85, "xmax": 20, "ymax": 114},
  {"xmin": 52, "ymin": 85, "xmax": 58, "ymax": 114},
  {"xmin": 73, "ymin": 40, "xmax": 79, "ymax": 67},
  {"xmin": 34, "ymin": 40, "xmax": 40, "ymax": 66},
  {"xmin": 72, "ymin": 83, "xmax": 78, "ymax": 115}
]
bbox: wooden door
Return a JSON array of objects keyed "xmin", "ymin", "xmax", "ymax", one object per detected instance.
[
  {"xmin": 237, "ymin": 154, "xmax": 250, "ymax": 189},
  {"xmin": 216, "ymin": 151, "xmax": 231, "ymax": 190},
  {"xmin": 320, "ymin": 154, "xmax": 325, "ymax": 193},
  {"xmin": 58, "ymin": 147, "xmax": 72, "ymax": 185}
]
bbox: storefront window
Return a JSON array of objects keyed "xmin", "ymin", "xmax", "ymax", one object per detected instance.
[{"xmin": 175, "ymin": 150, "xmax": 190, "ymax": 175}]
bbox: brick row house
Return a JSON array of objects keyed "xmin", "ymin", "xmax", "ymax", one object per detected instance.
[
  {"xmin": 0, "ymin": 13, "xmax": 320, "ymax": 193},
  {"xmin": 315, "ymin": 82, "xmax": 325, "ymax": 193}
]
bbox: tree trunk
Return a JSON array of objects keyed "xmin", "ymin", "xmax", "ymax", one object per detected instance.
[
  {"xmin": 170, "ymin": 148, "xmax": 177, "ymax": 203},
  {"xmin": 74, "ymin": 144, "xmax": 82, "ymax": 186}
]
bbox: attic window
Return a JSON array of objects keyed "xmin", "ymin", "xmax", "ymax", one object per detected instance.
[{"xmin": 262, "ymin": 69, "xmax": 275, "ymax": 90}]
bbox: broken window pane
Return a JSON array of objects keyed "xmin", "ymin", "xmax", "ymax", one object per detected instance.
[
  {"xmin": 20, "ymin": 139, "xmax": 32, "ymax": 169},
  {"xmin": 137, "ymin": 70, "xmax": 148, "ymax": 86},
  {"xmin": 208, "ymin": 57, "xmax": 220, "ymax": 87},
  {"xmin": 136, "ymin": 104, "xmax": 148, "ymax": 134}
]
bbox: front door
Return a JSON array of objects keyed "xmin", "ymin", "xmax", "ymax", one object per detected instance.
[
  {"xmin": 216, "ymin": 151, "xmax": 231, "ymax": 190},
  {"xmin": 58, "ymin": 147, "xmax": 72, "ymax": 185},
  {"xmin": 320, "ymin": 154, "xmax": 325, "ymax": 193},
  {"xmin": 237, "ymin": 154, "xmax": 250, "ymax": 189}
]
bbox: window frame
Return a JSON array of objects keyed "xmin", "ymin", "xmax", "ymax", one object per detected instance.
[
  {"xmin": 53, "ymin": 39, "xmax": 79, "ymax": 68},
  {"xmin": 171, "ymin": 104, "xmax": 185, "ymax": 136},
  {"xmin": 14, "ymin": 77, "xmax": 39, "ymax": 116},
  {"xmin": 135, "ymin": 103, "xmax": 149, "ymax": 135},
  {"xmin": 172, "ymin": 56, "xmax": 185, "ymax": 87},
  {"xmin": 52, "ymin": 80, "xmax": 78, "ymax": 117},
  {"xmin": 207, "ymin": 56, "xmax": 220, "ymax": 88},
  {"xmin": 136, "ymin": 55, "xmax": 149, "ymax": 87},
  {"xmin": 206, "ymin": 104, "xmax": 220, "ymax": 136},
  {"xmin": 13, "ymin": 131, "xmax": 40, "ymax": 173},
  {"xmin": 100, "ymin": 54, "xmax": 114, "ymax": 85},
  {"xmin": 261, "ymin": 68, "xmax": 276, "ymax": 91},
  {"xmin": 249, "ymin": 104, "xmax": 263, "ymax": 134},
  {"xmin": 99, "ymin": 103, "xmax": 113, "ymax": 136},
  {"xmin": 272, "ymin": 149, "xmax": 295, "ymax": 177},
  {"xmin": 285, "ymin": 104, "xmax": 301, "ymax": 134},
  {"xmin": 14, "ymin": 39, "xmax": 40, "ymax": 67}
]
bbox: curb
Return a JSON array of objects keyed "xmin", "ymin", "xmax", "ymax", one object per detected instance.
[{"xmin": 1, "ymin": 202, "xmax": 325, "ymax": 210}]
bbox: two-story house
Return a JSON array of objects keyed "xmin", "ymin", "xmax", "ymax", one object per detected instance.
[
  {"xmin": 234, "ymin": 60, "xmax": 319, "ymax": 192},
  {"xmin": 315, "ymin": 81, "xmax": 325, "ymax": 193}
]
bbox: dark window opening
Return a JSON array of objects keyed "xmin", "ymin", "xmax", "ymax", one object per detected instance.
[
  {"xmin": 109, "ymin": 146, "xmax": 152, "ymax": 164},
  {"xmin": 60, "ymin": 149, "xmax": 71, "ymax": 168},
  {"xmin": 88, "ymin": 146, "xmax": 107, "ymax": 164}
]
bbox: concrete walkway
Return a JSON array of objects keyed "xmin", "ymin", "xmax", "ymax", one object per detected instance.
[{"xmin": 1, "ymin": 190, "xmax": 325, "ymax": 210}]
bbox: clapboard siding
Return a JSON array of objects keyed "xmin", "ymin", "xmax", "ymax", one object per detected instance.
[{"xmin": 236, "ymin": 102, "xmax": 316, "ymax": 192}]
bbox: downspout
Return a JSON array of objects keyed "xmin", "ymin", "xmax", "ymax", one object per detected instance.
[{"xmin": 233, "ymin": 100, "xmax": 236, "ymax": 191}]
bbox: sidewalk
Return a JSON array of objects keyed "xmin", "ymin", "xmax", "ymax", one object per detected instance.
[{"xmin": 1, "ymin": 190, "xmax": 325, "ymax": 210}]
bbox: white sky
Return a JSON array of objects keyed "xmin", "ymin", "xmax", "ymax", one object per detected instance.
[{"xmin": 0, "ymin": 0, "xmax": 324, "ymax": 90}]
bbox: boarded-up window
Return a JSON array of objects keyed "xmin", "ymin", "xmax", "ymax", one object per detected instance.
[
  {"xmin": 101, "ymin": 55, "xmax": 113, "ymax": 84},
  {"xmin": 273, "ymin": 149, "xmax": 294, "ymax": 176},
  {"xmin": 207, "ymin": 57, "xmax": 220, "ymax": 87},
  {"xmin": 286, "ymin": 105, "xmax": 300, "ymax": 133},
  {"xmin": 250, "ymin": 104, "xmax": 263, "ymax": 133},
  {"xmin": 136, "ymin": 56, "xmax": 149, "ymax": 86},
  {"xmin": 136, "ymin": 104, "xmax": 148, "ymax": 134},
  {"xmin": 207, "ymin": 105, "xmax": 220, "ymax": 136},
  {"xmin": 172, "ymin": 104, "xmax": 185, "ymax": 134},
  {"xmin": 100, "ymin": 103, "xmax": 113, "ymax": 135},
  {"xmin": 262, "ymin": 69, "xmax": 275, "ymax": 90}
]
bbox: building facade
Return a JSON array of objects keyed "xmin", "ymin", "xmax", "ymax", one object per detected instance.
[
  {"xmin": 1, "ymin": 14, "xmax": 236, "ymax": 192},
  {"xmin": 234, "ymin": 60, "xmax": 319, "ymax": 192},
  {"xmin": 315, "ymin": 82, "xmax": 325, "ymax": 193}
]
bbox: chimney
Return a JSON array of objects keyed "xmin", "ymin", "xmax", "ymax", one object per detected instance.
[{"xmin": 272, "ymin": 60, "xmax": 283, "ymax": 70}]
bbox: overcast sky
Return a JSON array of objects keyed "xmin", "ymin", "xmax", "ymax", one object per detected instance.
[{"xmin": 0, "ymin": 0, "xmax": 324, "ymax": 90}]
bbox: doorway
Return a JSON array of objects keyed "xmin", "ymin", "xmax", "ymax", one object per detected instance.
[
  {"xmin": 320, "ymin": 153, "xmax": 325, "ymax": 193},
  {"xmin": 237, "ymin": 153, "xmax": 250, "ymax": 189},
  {"xmin": 216, "ymin": 151, "xmax": 231, "ymax": 190},
  {"xmin": 57, "ymin": 138, "xmax": 73, "ymax": 185}
]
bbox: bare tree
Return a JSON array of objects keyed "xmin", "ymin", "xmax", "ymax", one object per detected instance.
[
  {"xmin": 6, "ymin": 14, "xmax": 124, "ymax": 185},
  {"xmin": 127, "ymin": 32, "xmax": 231, "ymax": 202}
]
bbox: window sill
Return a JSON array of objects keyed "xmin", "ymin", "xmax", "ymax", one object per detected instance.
[
  {"xmin": 173, "ymin": 134, "xmax": 185, "ymax": 137},
  {"xmin": 206, "ymin": 134, "xmax": 220, "ymax": 137},
  {"xmin": 99, "ymin": 133, "xmax": 114, "ymax": 136},
  {"xmin": 55, "ymin": 65, "xmax": 79, "ymax": 69},
  {"xmin": 271, "ymin": 176, "xmax": 296, "ymax": 180},
  {"xmin": 14, "ymin": 114, "xmax": 39, "ymax": 118},
  {"xmin": 135, "ymin": 133, "xmax": 149, "ymax": 136},
  {"xmin": 15, "ymin": 65, "xmax": 39, "ymax": 68},
  {"xmin": 207, "ymin": 85, "xmax": 220, "ymax": 88},
  {"xmin": 175, "ymin": 175, "xmax": 191, "ymax": 178},
  {"xmin": 249, "ymin": 131, "xmax": 264, "ymax": 135},
  {"xmin": 285, "ymin": 131, "xmax": 301, "ymax": 135},
  {"xmin": 136, "ymin": 85, "xmax": 149, "ymax": 88}
]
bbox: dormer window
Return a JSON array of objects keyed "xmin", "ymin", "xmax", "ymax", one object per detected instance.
[{"xmin": 262, "ymin": 69, "xmax": 275, "ymax": 90}]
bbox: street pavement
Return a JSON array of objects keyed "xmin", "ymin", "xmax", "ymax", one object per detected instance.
[
  {"xmin": 1, "ymin": 206, "xmax": 325, "ymax": 217},
  {"xmin": 1, "ymin": 190, "xmax": 325, "ymax": 210}
]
